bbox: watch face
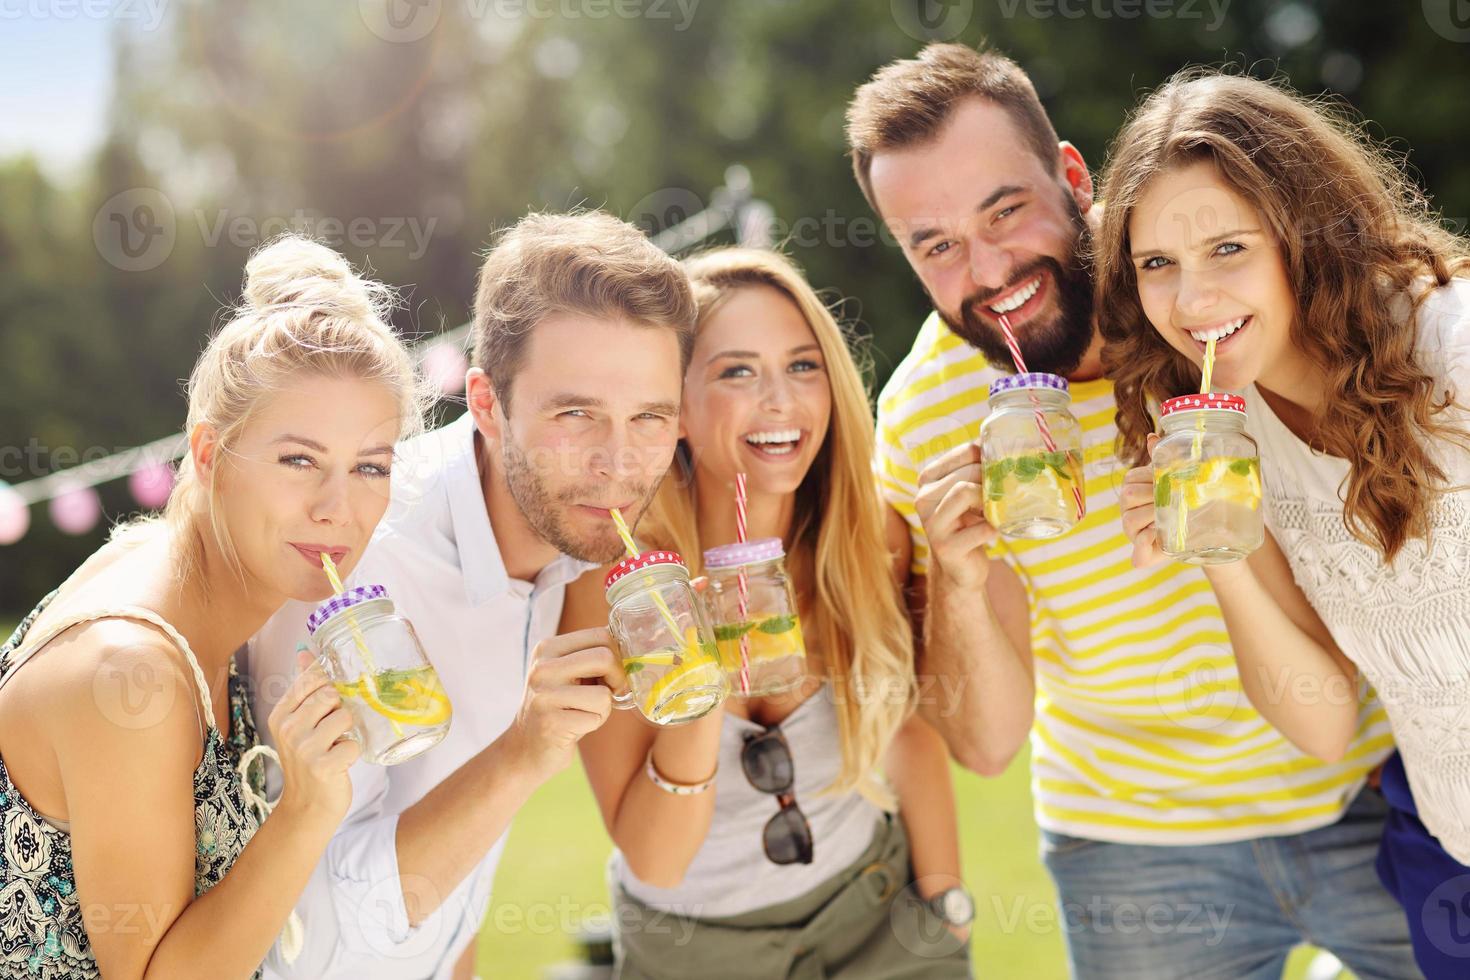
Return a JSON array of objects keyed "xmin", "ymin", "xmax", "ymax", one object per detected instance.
[{"xmin": 940, "ymin": 888, "xmax": 975, "ymax": 925}]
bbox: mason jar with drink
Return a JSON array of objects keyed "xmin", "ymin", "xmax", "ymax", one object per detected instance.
[
  {"xmin": 307, "ymin": 584, "xmax": 453, "ymax": 766},
  {"xmin": 979, "ymin": 372, "xmax": 1087, "ymax": 539},
  {"xmin": 1152, "ymin": 393, "xmax": 1264, "ymax": 564},
  {"xmin": 605, "ymin": 549, "xmax": 729, "ymax": 725},
  {"xmin": 702, "ymin": 538, "xmax": 807, "ymax": 697}
]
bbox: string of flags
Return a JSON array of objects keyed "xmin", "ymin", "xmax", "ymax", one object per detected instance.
[
  {"xmin": 1, "ymin": 167, "xmax": 769, "ymax": 547},
  {"xmin": 0, "ymin": 328, "xmax": 470, "ymax": 546}
]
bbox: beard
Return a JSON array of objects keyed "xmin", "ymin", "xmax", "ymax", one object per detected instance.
[
  {"xmin": 934, "ymin": 197, "xmax": 1095, "ymax": 378},
  {"xmin": 501, "ymin": 438, "xmax": 662, "ymax": 564}
]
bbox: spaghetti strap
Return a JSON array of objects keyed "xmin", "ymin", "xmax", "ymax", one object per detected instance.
[
  {"xmin": 1, "ymin": 602, "xmax": 306, "ymax": 968},
  {"xmin": 0, "ymin": 590, "xmax": 299, "ymax": 979},
  {"xmin": 0, "ymin": 606, "xmax": 217, "ymax": 734}
]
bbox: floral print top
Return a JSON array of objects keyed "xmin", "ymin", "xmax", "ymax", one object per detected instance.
[{"xmin": 0, "ymin": 592, "xmax": 267, "ymax": 978}]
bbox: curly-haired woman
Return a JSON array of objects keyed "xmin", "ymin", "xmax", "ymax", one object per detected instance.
[{"xmin": 1099, "ymin": 69, "xmax": 1470, "ymax": 977}]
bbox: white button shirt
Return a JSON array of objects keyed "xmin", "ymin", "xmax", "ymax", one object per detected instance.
[{"xmin": 245, "ymin": 412, "xmax": 590, "ymax": 980}]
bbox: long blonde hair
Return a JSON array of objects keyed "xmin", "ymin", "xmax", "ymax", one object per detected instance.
[
  {"xmin": 643, "ymin": 248, "xmax": 915, "ymax": 808},
  {"xmin": 1096, "ymin": 70, "xmax": 1470, "ymax": 560},
  {"xmin": 119, "ymin": 235, "xmax": 429, "ymax": 591}
]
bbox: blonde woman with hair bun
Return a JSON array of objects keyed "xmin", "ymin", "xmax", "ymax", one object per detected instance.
[
  {"xmin": 0, "ymin": 234, "xmax": 428, "ymax": 980},
  {"xmin": 562, "ymin": 247, "xmax": 972, "ymax": 978}
]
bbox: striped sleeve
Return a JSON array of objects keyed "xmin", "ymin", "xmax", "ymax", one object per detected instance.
[{"xmin": 875, "ymin": 389, "xmax": 930, "ymax": 577}]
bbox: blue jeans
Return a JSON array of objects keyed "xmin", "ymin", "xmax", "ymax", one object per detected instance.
[{"xmin": 1040, "ymin": 789, "xmax": 1420, "ymax": 979}]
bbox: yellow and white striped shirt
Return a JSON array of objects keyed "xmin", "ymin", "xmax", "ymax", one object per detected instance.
[{"xmin": 878, "ymin": 312, "xmax": 1394, "ymax": 844}]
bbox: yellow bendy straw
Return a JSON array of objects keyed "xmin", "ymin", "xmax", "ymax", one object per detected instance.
[
  {"xmin": 320, "ymin": 553, "xmax": 346, "ymax": 593},
  {"xmin": 1175, "ymin": 337, "xmax": 1220, "ymax": 552},
  {"xmin": 1200, "ymin": 337, "xmax": 1218, "ymax": 395},
  {"xmin": 609, "ymin": 507, "xmax": 640, "ymax": 558},
  {"xmin": 610, "ymin": 508, "xmax": 685, "ymax": 642},
  {"xmin": 320, "ymin": 553, "xmax": 402, "ymax": 736}
]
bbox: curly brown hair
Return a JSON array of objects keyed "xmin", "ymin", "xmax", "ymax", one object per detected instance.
[{"xmin": 1096, "ymin": 68, "xmax": 1470, "ymax": 561}]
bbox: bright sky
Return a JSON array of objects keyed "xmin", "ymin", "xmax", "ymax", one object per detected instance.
[{"xmin": 0, "ymin": 15, "xmax": 118, "ymax": 180}]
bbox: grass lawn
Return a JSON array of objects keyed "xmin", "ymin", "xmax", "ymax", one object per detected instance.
[{"xmin": 479, "ymin": 747, "xmax": 1344, "ymax": 980}]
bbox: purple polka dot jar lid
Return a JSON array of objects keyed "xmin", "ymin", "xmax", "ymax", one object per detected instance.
[
  {"xmin": 703, "ymin": 537, "xmax": 785, "ymax": 569},
  {"xmin": 307, "ymin": 584, "xmax": 390, "ymax": 634},
  {"xmin": 988, "ymin": 372, "xmax": 1069, "ymax": 399}
]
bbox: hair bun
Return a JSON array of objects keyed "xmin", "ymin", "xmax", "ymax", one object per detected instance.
[{"xmin": 241, "ymin": 234, "xmax": 389, "ymax": 323}]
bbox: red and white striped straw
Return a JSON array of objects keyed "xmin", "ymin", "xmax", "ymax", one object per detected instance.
[
  {"xmin": 997, "ymin": 315, "xmax": 1085, "ymax": 520},
  {"xmin": 733, "ymin": 472, "xmax": 752, "ymax": 694}
]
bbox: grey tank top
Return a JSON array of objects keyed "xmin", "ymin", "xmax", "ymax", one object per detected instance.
[{"xmin": 615, "ymin": 681, "xmax": 886, "ymax": 919}]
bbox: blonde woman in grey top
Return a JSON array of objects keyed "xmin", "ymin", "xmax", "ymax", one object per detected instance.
[{"xmin": 563, "ymin": 248, "xmax": 972, "ymax": 979}]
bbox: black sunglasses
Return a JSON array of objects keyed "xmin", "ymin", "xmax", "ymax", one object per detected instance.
[{"xmin": 741, "ymin": 728, "xmax": 814, "ymax": 865}]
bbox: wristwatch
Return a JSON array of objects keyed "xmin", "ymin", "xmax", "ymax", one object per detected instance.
[{"xmin": 926, "ymin": 886, "xmax": 975, "ymax": 926}]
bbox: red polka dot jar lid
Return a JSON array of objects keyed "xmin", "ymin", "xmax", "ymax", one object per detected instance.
[
  {"xmin": 1161, "ymin": 393, "xmax": 1246, "ymax": 417},
  {"xmin": 604, "ymin": 550, "xmax": 688, "ymax": 592}
]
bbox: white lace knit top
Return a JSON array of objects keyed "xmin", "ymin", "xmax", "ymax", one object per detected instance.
[{"xmin": 1243, "ymin": 276, "xmax": 1470, "ymax": 863}]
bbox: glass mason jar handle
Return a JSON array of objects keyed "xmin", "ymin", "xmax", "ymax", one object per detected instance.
[
  {"xmin": 606, "ymin": 629, "xmax": 637, "ymax": 710},
  {"xmin": 307, "ymin": 642, "xmax": 338, "ymax": 679},
  {"xmin": 689, "ymin": 575, "xmax": 720, "ymax": 624}
]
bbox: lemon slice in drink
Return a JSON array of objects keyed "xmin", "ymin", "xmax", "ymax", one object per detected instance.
[
  {"xmin": 746, "ymin": 616, "xmax": 805, "ymax": 664},
  {"xmin": 1182, "ymin": 458, "xmax": 1262, "ymax": 510},
  {"xmin": 348, "ymin": 670, "xmax": 453, "ymax": 727},
  {"xmin": 641, "ymin": 657, "xmax": 725, "ymax": 718}
]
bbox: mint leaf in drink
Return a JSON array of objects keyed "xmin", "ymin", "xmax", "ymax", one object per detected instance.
[
  {"xmin": 757, "ymin": 614, "xmax": 797, "ymax": 634},
  {"xmin": 715, "ymin": 622, "xmax": 756, "ymax": 642},
  {"xmin": 623, "ymin": 660, "xmax": 645, "ymax": 675},
  {"xmin": 1043, "ymin": 451, "xmax": 1072, "ymax": 482},
  {"xmin": 1229, "ymin": 458, "xmax": 1257, "ymax": 478},
  {"xmin": 1014, "ymin": 455, "xmax": 1046, "ymax": 482},
  {"xmin": 1154, "ymin": 474, "xmax": 1172, "ymax": 510},
  {"xmin": 371, "ymin": 669, "xmax": 419, "ymax": 706}
]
